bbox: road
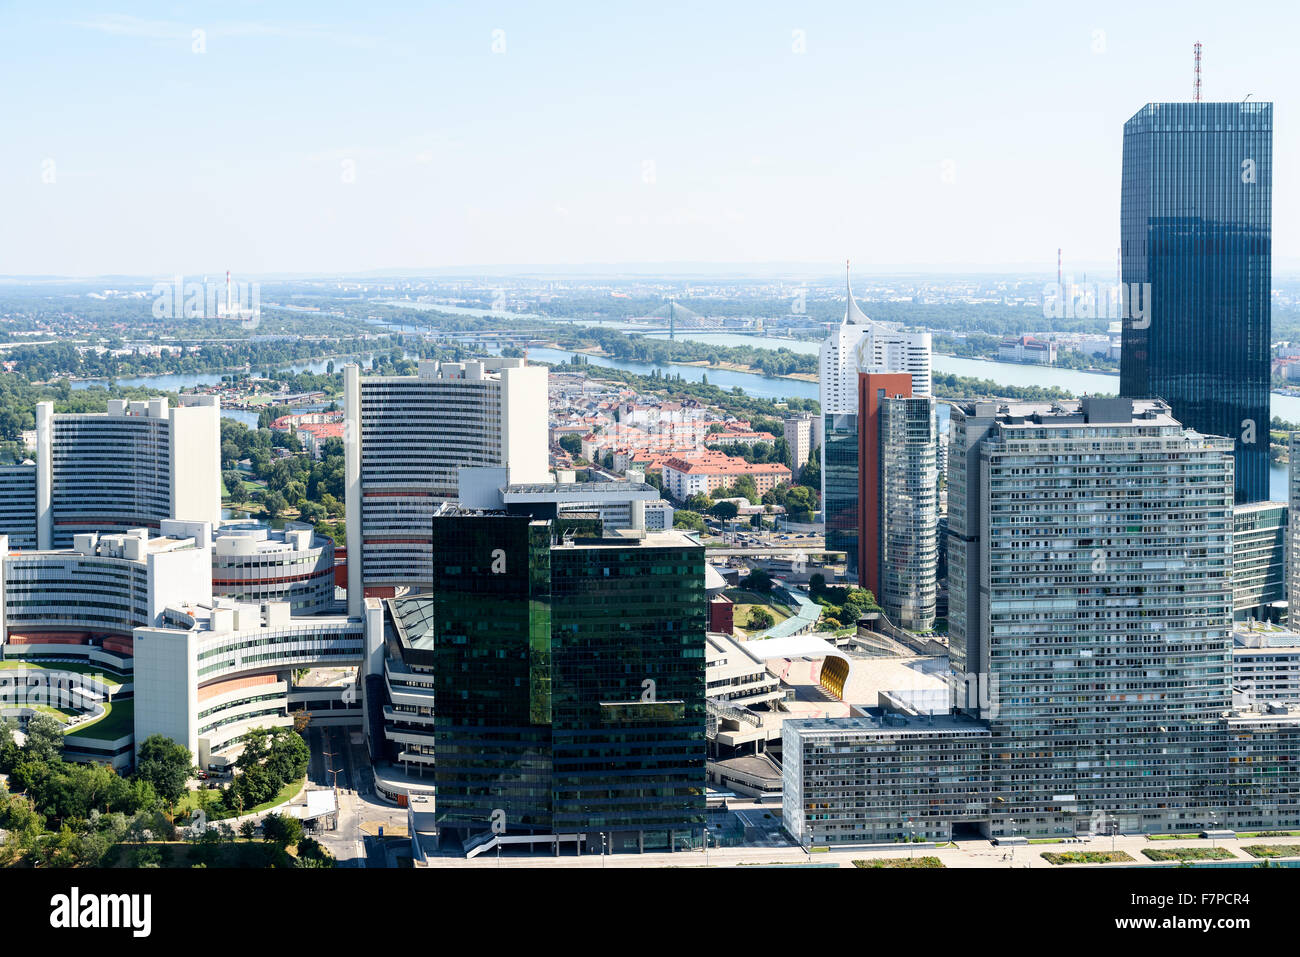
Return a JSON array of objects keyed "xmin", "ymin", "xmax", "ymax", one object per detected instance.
[{"xmin": 306, "ymin": 723, "xmax": 406, "ymax": 867}]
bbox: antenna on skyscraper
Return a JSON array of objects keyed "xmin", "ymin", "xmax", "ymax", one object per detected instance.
[{"xmin": 1193, "ymin": 41, "xmax": 1202, "ymax": 102}]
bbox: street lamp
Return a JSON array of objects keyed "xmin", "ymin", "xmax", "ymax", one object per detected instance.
[
  {"xmin": 906, "ymin": 818, "xmax": 916, "ymax": 859},
  {"xmin": 1208, "ymin": 812, "xmax": 1219, "ymax": 849},
  {"xmin": 703, "ymin": 827, "xmax": 709, "ymax": 867},
  {"xmin": 601, "ymin": 833, "xmax": 608, "ymax": 868},
  {"xmin": 1008, "ymin": 820, "xmax": 1018, "ymax": 864},
  {"xmin": 1108, "ymin": 814, "xmax": 1118, "ymax": 853}
]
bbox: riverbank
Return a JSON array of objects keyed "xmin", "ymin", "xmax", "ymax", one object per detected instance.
[{"xmin": 551, "ymin": 343, "xmax": 819, "ymax": 384}]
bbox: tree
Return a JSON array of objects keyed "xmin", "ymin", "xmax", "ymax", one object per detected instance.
[
  {"xmin": 741, "ymin": 568, "xmax": 773, "ymax": 593},
  {"xmin": 134, "ymin": 735, "xmax": 195, "ymax": 811},
  {"xmin": 262, "ymin": 491, "xmax": 289, "ymax": 520},
  {"xmin": 558, "ymin": 434, "xmax": 582, "ymax": 456},
  {"xmin": 746, "ymin": 607, "xmax": 775, "ymax": 630},
  {"xmin": 710, "ymin": 500, "xmax": 739, "ymax": 520},
  {"xmin": 798, "ymin": 446, "xmax": 822, "ymax": 490},
  {"xmin": 673, "ymin": 510, "xmax": 706, "ymax": 532},
  {"xmin": 223, "ymin": 471, "xmax": 248, "ymax": 503},
  {"xmin": 261, "ymin": 812, "xmax": 304, "ymax": 847},
  {"xmin": 22, "ymin": 714, "xmax": 65, "ymax": 764},
  {"xmin": 298, "ymin": 501, "xmax": 327, "ymax": 523}
]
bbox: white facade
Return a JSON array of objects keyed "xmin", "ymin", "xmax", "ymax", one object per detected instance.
[
  {"xmin": 344, "ymin": 359, "xmax": 548, "ymax": 597},
  {"xmin": 783, "ymin": 414, "xmax": 818, "ymax": 469},
  {"xmin": 817, "ymin": 264, "xmax": 932, "ymax": 415},
  {"xmin": 0, "ymin": 528, "xmax": 212, "ymax": 656},
  {"xmin": 134, "ymin": 598, "xmax": 380, "ymax": 767},
  {"xmin": 33, "ymin": 395, "xmax": 221, "ymax": 548},
  {"xmin": 211, "ymin": 522, "xmax": 336, "ymax": 615}
]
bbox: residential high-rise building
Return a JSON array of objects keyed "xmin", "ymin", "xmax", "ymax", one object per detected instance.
[
  {"xmin": 818, "ymin": 263, "xmax": 932, "ymax": 412},
  {"xmin": 783, "ymin": 413, "xmax": 818, "ymax": 472},
  {"xmin": 819, "ymin": 262, "xmax": 931, "ymax": 582},
  {"xmin": 1119, "ymin": 101, "xmax": 1272, "ymax": 503},
  {"xmin": 1231, "ymin": 501, "xmax": 1286, "ymax": 621},
  {"xmin": 856, "ymin": 372, "xmax": 938, "ymax": 630},
  {"xmin": 343, "ymin": 358, "xmax": 548, "ymax": 607},
  {"xmin": 949, "ymin": 397, "xmax": 1237, "ymax": 837},
  {"xmin": 431, "ymin": 511, "xmax": 707, "ymax": 854}
]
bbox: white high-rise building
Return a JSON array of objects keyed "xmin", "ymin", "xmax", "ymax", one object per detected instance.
[
  {"xmin": 817, "ymin": 262, "xmax": 932, "ymax": 415},
  {"xmin": 818, "ymin": 263, "xmax": 932, "ymax": 561},
  {"xmin": 344, "ymin": 358, "xmax": 548, "ymax": 606},
  {"xmin": 28, "ymin": 396, "xmax": 222, "ymax": 549}
]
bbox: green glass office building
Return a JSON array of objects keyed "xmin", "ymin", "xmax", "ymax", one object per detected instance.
[{"xmin": 432, "ymin": 512, "xmax": 707, "ymax": 852}]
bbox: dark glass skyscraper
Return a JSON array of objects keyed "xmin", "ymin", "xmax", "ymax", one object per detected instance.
[
  {"xmin": 432, "ymin": 511, "xmax": 707, "ymax": 852},
  {"xmin": 823, "ymin": 413, "xmax": 859, "ymax": 579},
  {"xmin": 1120, "ymin": 101, "xmax": 1272, "ymax": 503}
]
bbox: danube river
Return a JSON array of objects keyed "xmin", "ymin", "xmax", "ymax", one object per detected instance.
[{"xmin": 67, "ymin": 314, "xmax": 1294, "ymax": 500}]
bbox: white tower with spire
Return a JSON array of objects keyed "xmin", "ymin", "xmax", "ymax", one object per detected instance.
[{"xmin": 818, "ymin": 260, "xmax": 932, "ymax": 416}]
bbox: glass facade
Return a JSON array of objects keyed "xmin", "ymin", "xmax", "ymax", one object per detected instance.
[
  {"xmin": 1120, "ymin": 101, "xmax": 1272, "ymax": 504},
  {"xmin": 550, "ymin": 540, "xmax": 707, "ymax": 837},
  {"xmin": 1231, "ymin": 502, "xmax": 1286, "ymax": 618},
  {"xmin": 823, "ymin": 413, "xmax": 858, "ymax": 579},
  {"xmin": 432, "ymin": 512, "xmax": 707, "ymax": 846},
  {"xmin": 432, "ymin": 514, "xmax": 554, "ymax": 834},
  {"xmin": 878, "ymin": 396, "xmax": 939, "ymax": 630}
]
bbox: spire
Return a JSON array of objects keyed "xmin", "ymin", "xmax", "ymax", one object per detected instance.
[{"xmin": 844, "ymin": 259, "xmax": 870, "ymax": 325}]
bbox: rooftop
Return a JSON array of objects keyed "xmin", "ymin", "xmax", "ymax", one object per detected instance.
[{"xmin": 786, "ymin": 709, "xmax": 990, "ymax": 737}]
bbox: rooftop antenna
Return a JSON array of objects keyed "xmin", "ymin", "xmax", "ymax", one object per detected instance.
[{"xmin": 1193, "ymin": 41, "xmax": 1202, "ymax": 102}]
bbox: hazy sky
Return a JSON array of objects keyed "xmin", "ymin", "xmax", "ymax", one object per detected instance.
[{"xmin": 1, "ymin": 0, "xmax": 1296, "ymax": 277}]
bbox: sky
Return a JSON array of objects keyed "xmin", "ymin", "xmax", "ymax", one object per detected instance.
[{"xmin": 0, "ymin": 0, "xmax": 1297, "ymax": 278}]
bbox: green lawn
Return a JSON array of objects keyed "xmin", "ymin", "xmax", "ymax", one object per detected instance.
[
  {"xmin": 1142, "ymin": 846, "xmax": 1235, "ymax": 862},
  {"xmin": 853, "ymin": 856, "xmax": 944, "ymax": 868},
  {"xmin": 177, "ymin": 774, "xmax": 307, "ymax": 819},
  {"xmin": 725, "ymin": 588, "xmax": 793, "ymax": 634},
  {"xmin": 1041, "ymin": 850, "xmax": 1135, "ymax": 865},
  {"xmin": 64, "ymin": 698, "xmax": 134, "ymax": 741},
  {"xmin": 1242, "ymin": 844, "xmax": 1300, "ymax": 859},
  {"xmin": 0, "ymin": 659, "xmax": 125, "ymax": 687},
  {"xmin": 34, "ymin": 704, "xmax": 80, "ymax": 724}
]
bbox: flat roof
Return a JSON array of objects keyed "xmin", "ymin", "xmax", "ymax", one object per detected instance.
[{"xmin": 786, "ymin": 710, "xmax": 989, "ymax": 737}]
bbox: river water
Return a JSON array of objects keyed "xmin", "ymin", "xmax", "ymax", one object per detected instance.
[{"xmin": 63, "ymin": 316, "xmax": 1294, "ymax": 500}]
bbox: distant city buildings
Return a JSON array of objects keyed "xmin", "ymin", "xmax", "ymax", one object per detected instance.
[
  {"xmin": 661, "ymin": 451, "xmax": 790, "ymax": 501},
  {"xmin": 783, "ymin": 412, "xmax": 818, "ymax": 471},
  {"xmin": 998, "ymin": 334, "xmax": 1057, "ymax": 365},
  {"xmin": 1119, "ymin": 101, "xmax": 1273, "ymax": 504}
]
